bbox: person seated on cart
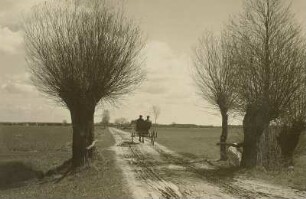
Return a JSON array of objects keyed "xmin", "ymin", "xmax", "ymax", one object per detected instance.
[
  {"xmin": 139, "ymin": 116, "xmax": 152, "ymax": 143},
  {"xmin": 136, "ymin": 115, "xmax": 145, "ymax": 142},
  {"xmin": 145, "ymin": 116, "xmax": 152, "ymax": 134}
]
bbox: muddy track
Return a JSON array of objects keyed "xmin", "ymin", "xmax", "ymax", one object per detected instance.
[
  {"xmin": 109, "ymin": 128, "xmax": 306, "ymax": 199},
  {"xmin": 128, "ymin": 145, "xmax": 182, "ymax": 198},
  {"xmin": 154, "ymin": 147, "xmax": 281, "ymax": 199}
]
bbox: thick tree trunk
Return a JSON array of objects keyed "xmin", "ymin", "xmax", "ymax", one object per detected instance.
[
  {"xmin": 70, "ymin": 106, "xmax": 95, "ymax": 168},
  {"xmin": 257, "ymin": 126, "xmax": 282, "ymax": 170},
  {"xmin": 220, "ymin": 111, "xmax": 228, "ymax": 161},
  {"xmin": 241, "ymin": 107, "xmax": 270, "ymax": 168},
  {"xmin": 278, "ymin": 121, "xmax": 305, "ymax": 167}
]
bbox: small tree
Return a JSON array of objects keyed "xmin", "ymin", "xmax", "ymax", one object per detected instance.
[
  {"xmin": 152, "ymin": 105, "xmax": 161, "ymax": 126},
  {"xmin": 24, "ymin": 0, "xmax": 144, "ymax": 167},
  {"xmin": 229, "ymin": 0, "xmax": 306, "ymax": 168},
  {"xmin": 114, "ymin": 118, "xmax": 129, "ymax": 127},
  {"xmin": 193, "ymin": 33, "xmax": 236, "ymax": 160},
  {"xmin": 101, "ymin": 110, "xmax": 110, "ymax": 128}
]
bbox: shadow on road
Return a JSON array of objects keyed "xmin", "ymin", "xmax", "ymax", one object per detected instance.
[
  {"xmin": 195, "ymin": 166, "xmax": 240, "ymax": 181},
  {"xmin": 117, "ymin": 141, "xmax": 140, "ymax": 147}
]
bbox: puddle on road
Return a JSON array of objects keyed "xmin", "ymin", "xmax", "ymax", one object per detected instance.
[
  {"xmin": 117, "ymin": 141, "xmax": 140, "ymax": 147},
  {"xmin": 157, "ymin": 164, "xmax": 185, "ymax": 171}
]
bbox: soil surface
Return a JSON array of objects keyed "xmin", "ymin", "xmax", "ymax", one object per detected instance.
[{"xmin": 109, "ymin": 127, "xmax": 306, "ymax": 199}]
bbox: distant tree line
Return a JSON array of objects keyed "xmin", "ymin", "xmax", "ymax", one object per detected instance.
[{"xmin": 0, "ymin": 122, "xmax": 70, "ymax": 126}]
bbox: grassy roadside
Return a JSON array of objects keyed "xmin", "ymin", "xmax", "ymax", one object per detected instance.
[
  {"xmin": 241, "ymin": 132, "xmax": 306, "ymax": 191},
  {"xmin": 154, "ymin": 127, "xmax": 306, "ymax": 191},
  {"xmin": 155, "ymin": 127, "xmax": 243, "ymax": 160},
  {"xmin": 0, "ymin": 125, "xmax": 132, "ymax": 199}
]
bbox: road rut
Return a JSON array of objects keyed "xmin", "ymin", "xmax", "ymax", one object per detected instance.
[{"xmin": 109, "ymin": 128, "xmax": 306, "ymax": 199}]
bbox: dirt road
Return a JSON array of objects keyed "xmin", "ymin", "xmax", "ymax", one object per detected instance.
[{"xmin": 109, "ymin": 128, "xmax": 306, "ymax": 199}]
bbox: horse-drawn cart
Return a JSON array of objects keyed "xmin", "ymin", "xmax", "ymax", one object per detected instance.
[{"xmin": 131, "ymin": 128, "xmax": 157, "ymax": 145}]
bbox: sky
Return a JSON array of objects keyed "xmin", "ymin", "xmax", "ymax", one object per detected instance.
[{"xmin": 0, "ymin": 0, "xmax": 306, "ymax": 125}]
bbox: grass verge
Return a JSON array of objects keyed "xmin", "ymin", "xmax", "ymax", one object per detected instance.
[{"xmin": 0, "ymin": 125, "xmax": 131, "ymax": 199}]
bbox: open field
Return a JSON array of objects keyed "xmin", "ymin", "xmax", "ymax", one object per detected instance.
[
  {"xmin": 155, "ymin": 127, "xmax": 243, "ymax": 160},
  {"xmin": 0, "ymin": 125, "xmax": 72, "ymax": 173},
  {"xmin": 0, "ymin": 125, "xmax": 130, "ymax": 198}
]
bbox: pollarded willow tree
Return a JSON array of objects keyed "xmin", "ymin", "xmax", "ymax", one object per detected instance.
[
  {"xmin": 193, "ymin": 33, "xmax": 236, "ymax": 161},
  {"xmin": 229, "ymin": 0, "xmax": 306, "ymax": 168},
  {"xmin": 23, "ymin": 0, "xmax": 144, "ymax": 167}
]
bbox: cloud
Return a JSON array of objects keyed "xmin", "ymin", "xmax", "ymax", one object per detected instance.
[
  {"xmin": 138, "ymin": 41, "xmax": 192, "ymax": 98},
  {"xmin": 0, "ymin": 0, "xmax": 43, "ymax": 30},
  {"xmin": 141, "ymin": 84, "xmax": 168, "ymax": 95},
  {"xmin": 0, "ymin": 0, "xmax": 225, "ymax": 125},
  {"xmin": 1, "ymin": 82, "xmax": 36, "ymax": 96},
  {"xmin": 107, "ymin": 40, "xmax": 220, "ymax": 125},
  {"xmin": 0, "ymin": 102, "xmax": 69, "ymax": 123},
  {"xmin": 0, "ymin": 26, "xmax": 23, "ymax": 54},
  {"xmin": 0, "ymin": 73, "xmax": 37, "ymax": 96},
  {"xmin": 0, "ymin": 73, "xmax": 69, "ymax": 123}
]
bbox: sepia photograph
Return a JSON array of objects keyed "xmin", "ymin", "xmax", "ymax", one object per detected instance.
[{"xmin": 1, "ymin": 0, "xmax": 306, "ymax": 198}]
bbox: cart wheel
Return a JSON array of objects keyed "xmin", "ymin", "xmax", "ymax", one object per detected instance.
[{"xmin": 151, "ymin": 131, "xmax": 155, "ymax": 145}]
